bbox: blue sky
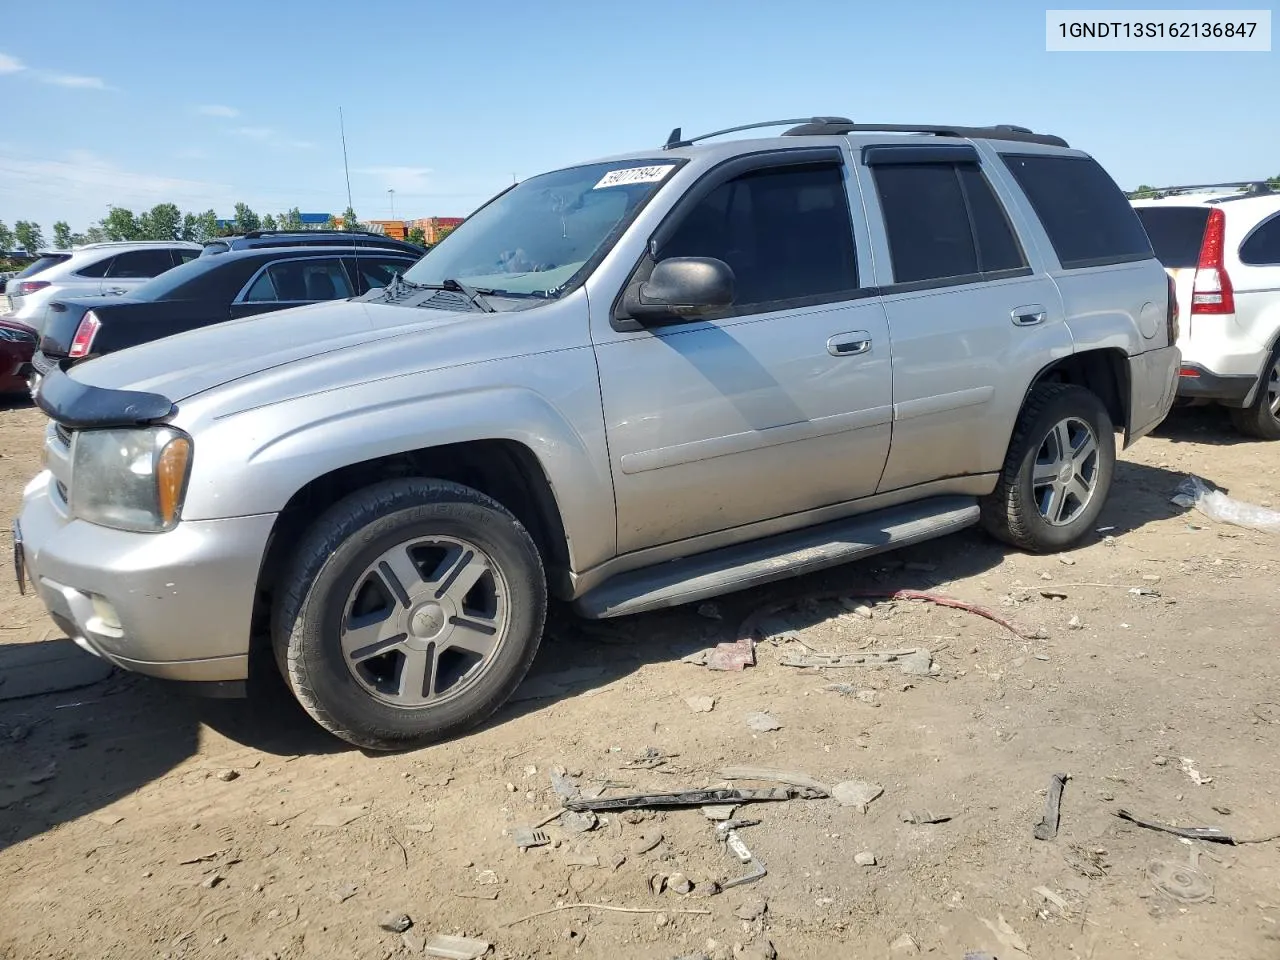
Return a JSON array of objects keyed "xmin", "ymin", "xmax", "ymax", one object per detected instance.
[{"xmin": 1, "ymin": 0, "xmax": 1275, "ymax": 232}]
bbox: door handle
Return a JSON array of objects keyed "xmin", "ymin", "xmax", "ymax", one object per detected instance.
[
  {"xmin": 106, "ymin": 287, "xmax": 127, "ymax": 296},
  {"xmin": 1012, "ymin": 305, "xmax": 1046, "ymax": 326},
  {"xmin": 827, "ymin": 331, "xmax": 872, "ymax": 357}
]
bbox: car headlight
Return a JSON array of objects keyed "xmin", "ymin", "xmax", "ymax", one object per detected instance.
[{"xmin": 70, "ymin": 427, "xmax": 193, "ymax": 532}]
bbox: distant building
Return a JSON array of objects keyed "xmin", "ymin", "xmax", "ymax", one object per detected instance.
[{"xmin": 412, "ymin": 217, "xmax": 464, "ymax": 244}]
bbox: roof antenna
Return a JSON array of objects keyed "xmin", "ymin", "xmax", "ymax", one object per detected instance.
[{"xmin": 338, "ymin": 105, "xmax": 365, "ymax": 293}]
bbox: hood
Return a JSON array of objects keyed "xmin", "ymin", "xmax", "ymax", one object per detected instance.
[{"xmin": 68, "ymin": 298, "xmax": 480, "ymax": 402}]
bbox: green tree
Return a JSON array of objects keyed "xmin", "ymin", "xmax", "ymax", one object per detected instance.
[
  {"xmin": 406, "ymin": 226, "xmax": 426, "ymax": 247},
  {"xmin": 261, "ymin": 213, "xmax": 278, "ymax": 231},
  {"xmin": 1268, "ymin": 173, "xmax": 1280, "ymax": 190},
  {"xmin": 281, "ymin": 207, "xmax": 305, "ymax": 231},
  {"xmin": 52, "ymin": 221, "xmax": 73, "ymax": 249},
  {"xmin": 232, "ymin": 202, "xmax": 261, "ymax": 234},
  {"xmin": 69, "ymin": 232, "xmax": 87, "ymax": 247},
  {"xmin": 180, "ymin": 212, "xmax": 199, "ymax": 242},
  {"xmin": 14, "ymin": 221, "xmax": 44, "ymax": 252},
  {"xmin": 0, "ymin": 220, "xmax": 14, "ymax": 251},
  {"xmin": 324, "ymin": 214, "xmax": 339, "ymax": 229},
  {"xmin": 341, "ymin": 205, "xmax": 362, "ymax": 232},
  {"xmin": 193, "ymin": 209, "xmax": 219, "ymax": 243},
  {"xmin": 139, "ymin": 203, "xmax": 182, "ymax": 240},
  {"xmin": 101, "ymin": 206, "xmax": 142, "ymax": 241},
  {"xmin": 83, "ymin": 225, "xmax": 108, "ymax": 244}
]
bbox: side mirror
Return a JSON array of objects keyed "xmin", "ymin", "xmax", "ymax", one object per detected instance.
[{"xmin": 623, "ymin": 257, "xmax": 734, "ymax": 323}]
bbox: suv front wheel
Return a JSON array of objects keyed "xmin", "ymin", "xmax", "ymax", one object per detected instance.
[
  {"xmin": 981, "ymin": 383, "xmax": 1116, "ymax": 552},
  {"xmin": 272, "ymin": 478, "xmax": 547, "ymax": 751}
]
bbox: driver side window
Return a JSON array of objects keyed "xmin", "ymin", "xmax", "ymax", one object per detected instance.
[{"xmin": 659, "ymin": 162, "xmax": 860, "ymax": 309}]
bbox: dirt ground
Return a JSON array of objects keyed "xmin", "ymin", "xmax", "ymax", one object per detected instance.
[{"xmin": 2, "ymin": 397, "xmax": 1280, "ymax": 960}]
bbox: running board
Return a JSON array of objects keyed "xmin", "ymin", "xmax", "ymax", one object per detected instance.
[{"xmin": 573, "ymin": 495, "xmax": 980, "ymax": 620}]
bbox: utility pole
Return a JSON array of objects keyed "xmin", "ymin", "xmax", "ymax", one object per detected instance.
[{"xmin": 388, "ymin": 188, "xmax": 396, "ymax": 219}]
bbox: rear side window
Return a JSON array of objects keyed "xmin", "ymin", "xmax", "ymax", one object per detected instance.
[
  {"xmin": 245, "ymin": 258, "xmax": 354, "ymax": 302},
  {"xmin": 174, "ymin": 249, "xmax": 201, "ymax": 265},
  {"xmin": 1240, "ymin": 214, "xmax": 1280, "ymax": 266},
  {"xmin": 106, "ymin": 249, "xmax": 178, "ymax": 278},
  {"xmin": 1002, "ymin": 154, "xmax": 1153, "ymax": 269},
  {"xmin": 1133, "ymin": 206, "xmax": 1211, "ymax": 268},
  {"xmin": 74, "ymin": 256, "xmax": 114, "ymax": 278},
  {"xmin": 15, "ymin": 254, "xmax": 71, "ymax": 278},
  {"xmin": 872, "ymin": 162, "xmax": 1027, "ymax": 285}
]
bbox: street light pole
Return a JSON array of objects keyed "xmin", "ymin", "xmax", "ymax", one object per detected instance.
[{"xmin": 388, "ymin": 188, "xmax": 396, "ymax": 220}]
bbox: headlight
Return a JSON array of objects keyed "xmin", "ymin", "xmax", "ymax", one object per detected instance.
[{"xmin": 70, "ymin": 427, "xmax": 193, "ymax": 532}]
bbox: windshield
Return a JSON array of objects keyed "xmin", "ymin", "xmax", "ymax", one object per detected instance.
[
  {"xmin": 15, "ymin": 254, "xmax": 71, "ymax": 279},
  {"xmin": 402, "ymin": 158, "xmax": 683, "ymax": 297},
  {"xmin": 1134, "ymin": 206, "xmax": 1212, "ymax": 268}
]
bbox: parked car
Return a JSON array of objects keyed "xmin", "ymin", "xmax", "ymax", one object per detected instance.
[
  {"xmin": 29, "ymin": 245, "xmax": 423, "ymax": 391},
  {"xmin": 201, "ymin": 229, "xmax": 426, "ymax": 258},
  {"xmin": 17, "ymin": 117, "xmax": 1179, "ymax": 750},
  {"xmin": 3, "ymin": 242, "xmax": 202, "ymax": 332},
  {"xmin": 2, "ymin": 251, "xmax": 72, "ymax": 310},
  {"xmin": 0, "ymin": 316, "xmax": 37, "ymax": 394},
  {"xmin": 1131, "ymin": 183, "xmax": 1280, "ymax": 437}
]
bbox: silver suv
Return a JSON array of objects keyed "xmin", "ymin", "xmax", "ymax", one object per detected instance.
[
  {"xmin": 3, "ymin": 241, "xmax": 202, "ymax": 332},
  {"xmin": 16, "ymin": 118, "xmax": 1180, "ymax": 750}
]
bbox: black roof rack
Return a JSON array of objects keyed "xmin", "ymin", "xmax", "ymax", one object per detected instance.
[
  {"xmin": 238, "ymin": 228, "xmax": 392, "ymax": 240},
  {"xmin": 1130, "ymin": 181, "xmax": 1274, "ymax": 201},
  {"xmin": 782, "ymin": 120, "xmax": 1069, "ymax": 148},
  {"xmin": 664, "ymin": 117, "xmax": 853, "ymax": 149}
]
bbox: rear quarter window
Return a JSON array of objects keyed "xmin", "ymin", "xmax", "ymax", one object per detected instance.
[
  {"xmin": 1002, "ymin": 154, "xmax": 1154, "ymax": 269},
  {"xmin": 1133, "ymin": 206, "xmax": 1211, "ymax": 268},
  {"xmin": 1240, "ymin": 213, "xmax": 1280, "ymax": 266}
]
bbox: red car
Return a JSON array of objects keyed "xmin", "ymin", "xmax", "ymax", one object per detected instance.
[{"xmin": 0, "ymin": 317, "xmax": 37, "ymax": 394}]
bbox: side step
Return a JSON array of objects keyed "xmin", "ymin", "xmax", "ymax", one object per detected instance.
[{"xmin": 573, "ymin": 495, "xmax": 980, "ymax": 620}]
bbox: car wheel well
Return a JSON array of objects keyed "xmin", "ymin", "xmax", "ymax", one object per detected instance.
[
  {"xmin": 249, "ymin": 440, "xmax": 571, "ymax": 653},
  {"xmin": 1030, "ymin": 349, "xmax": 1128, "ymax": 433}
]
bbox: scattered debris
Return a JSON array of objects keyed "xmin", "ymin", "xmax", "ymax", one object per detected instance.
[
  {"xmin": 1179, "ymin": 757, "xmax": 1213, "ymax": 785},
  {"xmin": 685, "ymin": 695, "xmax": 716, "ymax": 713},
  {"xmin": 314, "ymin": 804, "xmax": 369, "ymax": 827},
  {"xmin": 560, "ymin": 810, "xmax": 598, "ymax": 834},
  {"xmin": 423, "ymin": 933, "xmax": 492, "ymax": 959},
  {"xmin": 850, "ymin": 604, "xmax": 874, "ymax": 620},
  {"xmin": 1152, "ymin": 755, "xmax": 1169, "ymax": 766},
  {"xmin": 1064, "ymin": 844, "xmax": 1110, "ymax": 878},
  {"xmin": 1212, "ymin": 805, "xmax": 1232, "ymax": 816},
  {"xmin": 718, "ymin": 767, "xmax": 831, "ymax": 794},
  {"xmin": 854, "ymin": 851, "xmax": 877, "ymax": 867},
  {"xmin": 502, "ymin": 902, "xmax": 711, "ymax": 927},
  {"xmin": 631, "ymin": 830, "xmax": 664, "ymax": 855},
  {"xmin": 979, "ymin": 914, "xmax": 1030, "ymax": 957},
  {"xmin": 720, "ymin": 823, "xmax": 767, "ymax": 888},
  {"xmin": 475, "ymin": 870, "xmax": 499, "ymax": 885},
  {"xmin": 622, "ymin": 747, "xmax": 679, "ymax": 770},
  {"xmin": 890, "ymin": 933, "xmax": 922, "ymax": 955},
  {"xmin": 744, "ymin": 712, "xmax": 782, "ymax": 732},
  {"xmin": 1033, "ymin": 885, "xmax": 1071, "ymax": 918},
  {"xmin": 1148, "ymin": 853, "xmax": 1214, "ymax": 904},
  {"xmin": 1060, "ymin": 556, "xmax": 1076, "ymax": 565},
  {"xmin": 855, "ymin": 689, "xmax": 879, "ymax": 705},
  {"xmin": 831, "ymin": 779, "xmax": 884, "ymax": 812},
  {"xmin": 1115, "ymin": 808, "xmax": 1234, "ymax": 844},
  {"xmin": 1067, "ymin": 615, "xmax": 1083, "ymax": 630},
  {"xmin": 1033, "ymin": 773, "xmax": 1069, "ymax": 841},
  {"xmin": 201, "ymin": 873, "xmax": 224, "ymax": 890},
  {"xmin": 702, "ymin": 805, "xmax": 737, "ymax": 821},
  {"xmin": 683, "ymin": 638, "xmax": 757, "ymax": 672},
  {"xmin": 780, "ymin": 648, "xmax": 923, "ymax": 669},
  {"xmin": 899, "ymin": 809, "xmax": 951, "ymax": 825},
  {"xmin": 562, "ymin": 852, "xmax": 599, "ymax": 867},
  {"xmin": 330, "ymin": 884, "xmax": 358, "ymax": 904},
  {"xmin": 512, "ymin": 827, "xmax": 551, "ymax": 849},
  {"xmin": 898, "ymin": 650, "xmax": 936, "ymax": 677},
  {"xmin": 735, "ymin": 897, "xmax": 767, "ymax": 921},
  {"xmin": 214, "ymin": 769, "xmax": 239, "ymax": 783},
  {"xmin": 1173, "ymin": 474, "xmax": 1280, "ymax": 534},
  {"xmin": 565, "ymin": 786, "xmax": 823, "ymax": 813},
  {"xmin": 408, "ymin": 823, "xmax": 436, "ymax": 834},
  {"xmin": 378, "ymin": 912, "xmax": 413, "ymax": 933},
  {"xmin": 668, "ymin": 872, "xmax": 694, "ymax": 895}
]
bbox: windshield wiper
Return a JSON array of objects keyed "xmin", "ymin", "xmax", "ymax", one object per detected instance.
[{"xmin": 441, "ymin": 277, "xmax": 496, "ymax": 313}]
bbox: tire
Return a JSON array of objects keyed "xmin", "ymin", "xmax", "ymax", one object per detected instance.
[
  {"xmin": 1228, "ymin": 346, "xmax": 1280, "ymax": 440},
  {"xmin": 980, "ymin": 383, "xmax": 1116, "ymax": 553},
  {"xmin": 272, "ymin": 478, "xmax": 547, "ymax": 751}
]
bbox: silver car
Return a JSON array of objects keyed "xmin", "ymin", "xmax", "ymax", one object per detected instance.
[
  {"xmin": 3, "ymin": 241, "xmax": 202, "ymax": 333},
  {"xmin": 16, "ymin": 118, "xmax": 1180, "ymax": 750}
]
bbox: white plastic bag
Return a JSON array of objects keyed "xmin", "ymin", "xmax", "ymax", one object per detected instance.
[{"xmin": 1172, "ymin": 475, "xmax": 1280, "ymax": 534}]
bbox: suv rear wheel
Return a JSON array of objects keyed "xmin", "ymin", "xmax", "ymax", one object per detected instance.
[
  {"xmin": 272, "ymin": 478, "xmax": 547, "ymax": 751},
  {"xmin": 1228, "ymin": 345, "xmax": 1280, "ymax": 440},
  {"xmin": 981, "ymin": 383, "xmax": 1116, "ymax": 552}
]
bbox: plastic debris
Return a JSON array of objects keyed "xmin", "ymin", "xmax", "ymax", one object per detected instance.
[
  {"xmin": 718, "ymin": 767, "xmax": 832, "ymax": 794},
  {"xmin": 744, "ymin": 711, "xmax": 782, "ymax": 732},
  {"xmin": 565, "ymin": 786, "xmax": 823, "ymax": 812},
  {"xmin": 1115, "ymin": 808, "xmax": 1234, "ymax": 844},
  {"xmin": 1179, "ymin": 757, "xmax": 1213, "ymax": 785},
  {"xmin": 1172, "ymin": 474, "xmax": 1280, "ymax": 534},
  {"xmin": 1147, "ymin": 854, "xmax": 1213, "ymax": 904},
  {"xmin": 561, "ymin": 810, "xmax": 598, "ymax": 834},
  {"xmin": 512, "ymin": 827, "xmax": 550, "ymax": 849},
  {"xmin": 831, "ymin": 779, "xmax": 883, "ymax": 811},
  {"xmin": 899, "ymin": 809, "xmax": 951, "ymax": 825},
  {"xmin": 684, "ymin": 695, "xmax": 716, "ymax": 713},
  {"xmin": 1033, "ymin": 773, "xmax": 1069, "ymax": 840},
  {"xmin": 682, "ymin": 638, "xmax": 757, "ymax": 671},
  {"xmin": 378, "ymin": 912, "xmax": 413, "ymax": 933},
  {"xmin": 424, "ymin": 933, "xmax": 492, "ymax": 959}
]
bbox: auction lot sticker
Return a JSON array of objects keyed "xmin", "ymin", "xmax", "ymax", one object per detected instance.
[{"xmin": 594, "ymin": 165, "xmax": 677, "ymax": 189}]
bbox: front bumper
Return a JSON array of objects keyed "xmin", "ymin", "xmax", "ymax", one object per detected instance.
[
  {"xmin": 1174, "ymin": 363, "xmax": 1257, "ymax": 406},
  {"xmin": 16, "ymin": 472, "xmax": 276, "ymax": 682}
]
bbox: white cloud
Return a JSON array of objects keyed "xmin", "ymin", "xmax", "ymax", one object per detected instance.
[
  {"xmin": 37, "ymin": 72, "xmax": 108, "ymax": 89},
  {"xmin": 234, "ymin": 126, "xmax": 274, "ymax": 140},
  {"xmin": 0, "ymin": 53, "xmax": 24, "ymax": 74},
  {"xmin": 233, "ymin": 126, "xmax": 313, "ymax": 150},
  {"xmin": 174, "ymin": 147, "xmax": 208, "ymax": 160},
  {"xmin": 197, "ymin": 104, "xmax": 239, "ymax": 118},
  {"xmin": 358, "ymin": 166, "xmax": 434, "ymax": 193}
]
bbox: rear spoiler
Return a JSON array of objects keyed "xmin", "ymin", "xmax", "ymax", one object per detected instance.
[{"xmin": 34, "ymin": 364, "xmax": 175, "ymax": 429}]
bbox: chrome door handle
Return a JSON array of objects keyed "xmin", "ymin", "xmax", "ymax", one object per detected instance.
[
  {"xmin": 827, "ymin": 331, "xmax": 872, "ymax": 357},
  {"xmin": 1012, "ymin": 305, "xmax": 1046, "ymax": 326},
  {"xmin": 106, "ymin": 287, "xmax": 127, "ymax": 296}
]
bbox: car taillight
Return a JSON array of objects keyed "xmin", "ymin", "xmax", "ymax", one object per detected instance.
[
  {"xmin": 1166, "ymin": 272, "xmax": 1180, "ymax": 343},
  {"xmin": 16, "ymin": 280, "xmax": 50, "ymax": 296},
  {"xmin": 68, "ymin": 311, "xmax": 101, "ymax": 359},
  {"xmin": 1190, "ymin": 208, "xmax": 1235, "ymax": 315}
]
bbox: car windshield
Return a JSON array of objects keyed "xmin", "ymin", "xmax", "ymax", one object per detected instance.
[
  {"xmin": 401, "ymin": 158, "xmax": 682, "ymax": 298},
  {"xmin": 14, "ymin": 254, "xmax": 71, "ymax": 279}
]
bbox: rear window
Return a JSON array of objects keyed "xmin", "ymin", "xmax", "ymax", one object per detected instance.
[
  {"xmin": 1133, "ymin": 206, "xmax": 1211, "ymax": 268},
  {"xmin": 1002, "ymin": 154, "xmax": 1154, "ymax": 269},
  {"xmin": 14, "ymin": 254, "xmax": 71, "ymax": 279}
]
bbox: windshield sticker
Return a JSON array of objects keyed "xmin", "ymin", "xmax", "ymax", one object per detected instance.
[{"xmin": 593, "ymin": 165, "xmax": 676, "ymax": 189}]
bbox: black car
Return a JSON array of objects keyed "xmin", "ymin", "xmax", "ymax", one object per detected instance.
[
  {"xmin": 200, "ymin": 229, "xmax": 425, "ymax": 257},
  {"xmin": 33, "ymin": 245, "xmax": 421, "ymax": 374}
]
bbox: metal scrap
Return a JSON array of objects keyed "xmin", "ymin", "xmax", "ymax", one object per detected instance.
[
  {"xmin": 779, "ymin": 648, "xmax": 922, "ymax": 669},
  {"xmin": 718, "ymin": 766, "xmax": 832, "ymax": 795},
  {"xmin": 718, "ymin": 820, "xmax": 767, "ymax": 889},
  {"xmin": 562, "ymin": 786, "xmax": 823, "ymax": 813},
  {"xmin": 1116, "ymin": 808, "xmax": 1235, "ymax": 844},
  {"xmin": 1033, "ymin": 773, "xmax": 1069, "ymax": 840}
]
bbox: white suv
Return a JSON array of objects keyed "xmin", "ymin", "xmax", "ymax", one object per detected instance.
[
  {"xmin": 1132, "ymin": 184, "xmax": 1280, "ymax": 437},
  {"xmin": 3, "ymin": 241, "xmax": 202, "ymax": 333}
]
